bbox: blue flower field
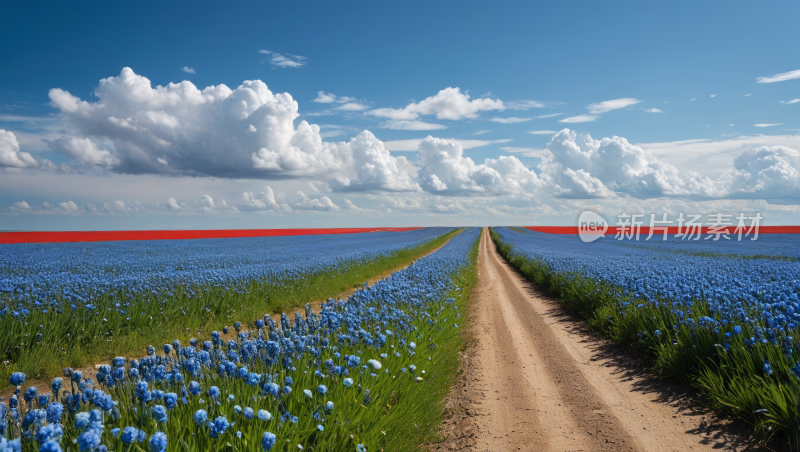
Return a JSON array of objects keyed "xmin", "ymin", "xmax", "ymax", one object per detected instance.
[{"xmin": 0, "ymin": 228, "xmax": 480, "ymax": 451}]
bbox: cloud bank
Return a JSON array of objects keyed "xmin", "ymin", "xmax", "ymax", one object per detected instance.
[{"xmin": 5, "ymin": 68, "xmax": 799, "ymax": 219}]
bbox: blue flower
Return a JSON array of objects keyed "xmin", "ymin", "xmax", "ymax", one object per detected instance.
[
  {"xmin": 50, "ymin": 377, "xmax": 62, "ymax": 394},
  {"xmin": 39, "ymin": 440, "xmax": 62, "ymax": 452},
  {"xmin": 257, "ymin": 409, "xmax": 272, "ymax": 421},
  {"xmin": 318, "ymin": 385, "xmax": 327, "ymax": 395},
  {"xmin": 74, "ymin": 412, "xmax": 90, "ymax": 430},
  {"xmin": 35, "ymin": 423, "xmax": 63, "ymax": 443},
  {"xmin": 194, "ymin": 409, "xmax": 208, "ymax": 425},
  {"xmin": 0, "ymin": 438, "xmax": 21, "ymax": 452},
  {"xmin": 45, "ymin": 401, "xmax": 63, "ymax": 424},
  {"xmin": 78, "ymin": 428, "xmax": 102, "ymax": 450},
  {"xmin": 10, "ymin": 372, "xmax": 26, "ymax": 386},
  {"xmin": 121, "ymin": 427, "xmax": 140, "ymax": 444},
  {"xmin": 209, "ymin": 386, "xmax": 221, "ymax": 399},
  {"xmin": 151, "ymin": 405, "xmax": 168, "ymax": 423},
  {"xmin": 343, "ymin": 378, "xmax": 354, "ymax": 387},
  {"xmin": 164, "ymin": 393, "xmax": 178, "ymax": 410},
  {"xmin": 244, "ymin": 407, "xmax": 254, "ymax": 420},
  {"xmin": 135, "ymin": 381, "xmax": 151, "ymax": 403},
  {"xmin": 261, "ymin": 432, "xmax": 277, "ymax": 451},
  {"xmin": 209, "ymin": 416, "xmax": 230, "ymax": 438},
  {"xmin": 149, "ymin": 432, "xmax": 167, "ymax": 452},
  {"xmin": 188, "ymin": 381, "xmax": 201, "ymax": 396},
  {"xmin": 24, "ymin": 386, "xmax": 38, "ymax": 404},
  {"xmin": 325, "ymin": 401, "xmax": 334, "ymax": 411}
]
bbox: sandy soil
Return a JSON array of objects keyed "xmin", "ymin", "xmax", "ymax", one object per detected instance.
[{"xmin": 431, "ymin": 228, "xmax": 763, "ymax": 452}]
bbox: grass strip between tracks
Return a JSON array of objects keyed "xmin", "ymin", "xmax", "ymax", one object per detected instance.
[
  {"xmin": 491, "ymin": 228, "xmax": 798, "ymax": 449},
  {"xmin": 378, "ymin": 228, "xmax": 481, "ymax": 451},
  {"xmin": 1, "ymin": 229, "xmax": 462, "ymax": 388}
]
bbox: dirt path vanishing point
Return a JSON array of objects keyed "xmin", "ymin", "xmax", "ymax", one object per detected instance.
[
  {"xmin": 433, "ymin": 228, "xmax": 761, "ymax": 452},
  {"xmin": 268, "ymin": 228, "xmax": 461, "ymax": 325}
]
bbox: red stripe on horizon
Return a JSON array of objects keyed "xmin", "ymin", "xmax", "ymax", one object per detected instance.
[
  {"xmin": 0, "ymin": 227, "xmax": 424, "ymax": 244},
  {"xmin": 522, "ymin": 226, "xmax": 800, "ymax": 234}
]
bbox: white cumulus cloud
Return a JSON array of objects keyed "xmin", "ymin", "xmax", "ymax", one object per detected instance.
[
  {"xmin": 239, "ymin": 186, "xmax": 291, "ymax": 212},
  {"xmin": 181, "ymin": 67, "xmax": 196, "ymax": 74},
  {"xmin": 293, "ymin": 191, "xmax": 339, "ymax": 211},
  {"xmin": 722, "ymin": 146, "xmax": 800, "ymax": 199},
  {"xmin": 313, "ymin": 91, "xmax": 338, "ymax": 103},
  {"xmin": 47, "ymin": 136, "xmax": 117, "ymax": 168},
  {"xmin": 367, "ymin": 87, "xmax": 504, "ymax": 121},
  {"xmin": 416, "ymin": 136, "xmax": 543, "ymax": 196},
  {"xmin": 0, "ymin": 129, "xmax": 47, "ymax": 168},
  {"xmin": 47, "ymin": 68, "xmax": 416, "ymax": 193},
  {"xmin": 538, "ymin": 129, "xmax": 719, "ymax": 199},
  {"xmin": 331, "ymin": 131, "xmax": 420, "ymax": 192}
]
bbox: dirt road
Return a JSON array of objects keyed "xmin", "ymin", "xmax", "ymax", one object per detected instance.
[{"xmin": 434, "ymin": 228, "xmax": 757, "ymax": 452}]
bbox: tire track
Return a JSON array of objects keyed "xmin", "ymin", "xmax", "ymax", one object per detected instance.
[{"xmin": 433, "ymin": 228, "xmax": 753, "ymax": 452}]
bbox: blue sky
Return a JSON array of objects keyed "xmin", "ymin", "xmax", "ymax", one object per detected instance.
[{"xmin": 1, "ymin": 1, "xmax": 799, "ymax": 230}]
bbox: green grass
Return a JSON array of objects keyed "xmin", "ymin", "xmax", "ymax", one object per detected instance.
[
  {"xmin": 1, "ymin": 229, "xmax": 461, "ymax": 388},
  {"xmin": 378, "ymin": 228, "xmax": 480, "ymax": 451},
  {"xmin": 490, "ymin": 228, "xmax": 800, "ymax": 449}
]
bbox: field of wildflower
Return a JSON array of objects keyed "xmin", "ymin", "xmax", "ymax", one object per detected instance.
[
  {"xmin": 0, "ymin": 227, "xmax": 480, "ymax": 451},
  {"xmin": 0, "ymin": 228, "xmax": 457, "ymax": 388},
  {"xmin": 492, "ymin": 226, "xmax": 800, "ymax": 447}
]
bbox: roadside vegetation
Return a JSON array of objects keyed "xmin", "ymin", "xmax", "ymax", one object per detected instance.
[{"xmin": 491, "ymin": 227, "xmax": 800, "ymax": 449}]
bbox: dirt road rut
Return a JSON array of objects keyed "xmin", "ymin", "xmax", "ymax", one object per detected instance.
[{"xmin": 434, "ymin": 228, "xmax": 753, "ymax": 452}]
